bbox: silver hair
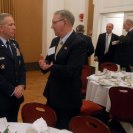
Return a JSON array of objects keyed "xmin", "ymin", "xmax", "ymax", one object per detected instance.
[
  {"xmin": 54, "ymin": 9, "xmax": 75, "ymax": 26},
  {"xmin": 0, "ymin": 13, "xmax": 12, "ymax": 24},
  {"xmin": 76, "ymin": 24, "xmax": 85, "ymax": 33},
  {"xmin": 125, "ymin": 19, "xmax": 133, "ymax": 26}
]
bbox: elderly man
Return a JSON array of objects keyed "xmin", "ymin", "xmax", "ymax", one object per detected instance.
[
  {"xmin": 114, "ymin": 19, "xmax": 133, "ymax": 72},
  {"xmin": 94, "ymin": 23, "xmax": 119, "ymax": 69},
  {"xmin": 0, "ymin": 13, "xmax": 26, "ymax": 122},
  {"xmin": 39, "ymin": 10, "xmax": 87, "ymax": 129}
]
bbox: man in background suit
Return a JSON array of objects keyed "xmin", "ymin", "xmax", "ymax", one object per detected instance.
[
  {"xmin": 0, "ymin": 13, "xmax": 26, "ymax": 121},
  {"xmin": 114, "ymin": 19, "xmax": 133, "ymax": 72},
  {"xmin": 39, "ymin": 10, "xmax": 87, "ymax": 129},
  {"xmin": 76, "ymin": 24, "xmax": 94, "ymax": 65},
  {"xmin": 94, "ymin": 23, "xmax": 119, "ymax": 69}
]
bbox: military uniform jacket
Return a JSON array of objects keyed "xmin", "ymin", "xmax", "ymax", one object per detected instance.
[{"xmin": 0, "ymin": 39, "xmax": 26, "ymax": 110}]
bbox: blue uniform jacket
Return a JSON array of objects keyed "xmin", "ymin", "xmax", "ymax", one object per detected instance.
[{"xmin": 0, "ymin": 39, "xmax": 26, "ymax": 110}]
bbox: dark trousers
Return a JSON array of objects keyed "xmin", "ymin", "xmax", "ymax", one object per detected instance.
[
  {"xmin": 53, "ymin": 107, "xmax": 80, "ymax": 129},
  {"xmin": 0, "ymin": 103, "xmax": 20, "ymax": 122}
]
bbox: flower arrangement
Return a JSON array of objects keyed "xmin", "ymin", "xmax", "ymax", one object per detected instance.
[
  {"xmin": 3, "ymin": 126, "xmax": 9, "ymax": 133},
  {"xmin": 2, "ymin": 126, "xmax": 17, "ymax": 133}
]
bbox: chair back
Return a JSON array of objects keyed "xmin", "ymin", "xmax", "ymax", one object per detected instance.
[
  {"xmin": 81, "ymin": 65, "xmax": 94, "ymax": 98},
  {"xmin": 109, "ymin": 87, "xmax": 133, "ymax": 122},
  {"xmin": 69, "ymin": 116, "xmax": 110, "ymax": 133},
  {"xmin": 100, "ymin": 62, "xmax": 118, "ymax": 72},
  {"xmin": 21, "ymin": 102, "xmax": 57, "ymax": 127}
]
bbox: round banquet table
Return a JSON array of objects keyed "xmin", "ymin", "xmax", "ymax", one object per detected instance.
[{"xmin": 4, "ymin": 122, "xmax": 60, "ymax": 133}]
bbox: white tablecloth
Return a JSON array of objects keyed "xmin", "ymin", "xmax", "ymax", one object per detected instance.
[
  {"xmin": 85, "ymin": 72, "xmax": 133, "ymax": 133},
  {"xmin": 9, "ymin": 122, "xmax": 61, "ymax": 133},
  {"xmin": 86, "ymin": 71, "xmax": 133, "ymax": 111},
  {"xmin": 0, "ymin": 121, "xmax": 68, "ymax": 133},
  {"xmin": 0, "ymin": 118, "xmax": 72, "ymax": 133},
  {"xmin": 0, "ymin": 117, "xmax": 72, "ymax": 133},
  {"xmin": 86, "ymin": 78, "xmax": 111, "ymax": 112}
]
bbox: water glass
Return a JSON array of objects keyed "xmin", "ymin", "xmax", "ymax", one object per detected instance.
[{"xmin": 121, "ymin": 67, "xmax": 126, "ymax": 72}]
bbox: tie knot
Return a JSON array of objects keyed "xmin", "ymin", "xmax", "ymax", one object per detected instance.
[
  {"xmin": 6, "ymin": 41, "xmax": 10, "ymax": 45},
  {"xmin": 6, "ymin": 41, "xmax": 11, "ymax": 49},
  {"xmin": 59, "ymin": 40, "xmax": 63, "ymax": 45}
]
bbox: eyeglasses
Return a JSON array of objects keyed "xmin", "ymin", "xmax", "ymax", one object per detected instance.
[{"xmin": 52, "ymin": 19, "xmax": 64, "ymax": 25}]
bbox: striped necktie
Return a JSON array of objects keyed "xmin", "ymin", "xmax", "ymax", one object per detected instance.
[{"xmin": 55, "ymin": 40, "xmax": 63, "ymax": 57}]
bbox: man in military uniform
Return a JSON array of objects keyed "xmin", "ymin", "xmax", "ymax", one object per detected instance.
[{"xmin": 0, "ymin": 13, "xmax": 26, "ymax": 122}]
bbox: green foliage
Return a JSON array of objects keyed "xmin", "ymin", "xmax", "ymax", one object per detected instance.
[{"xmin": 3, "ymin": 126, "xmax": 9, "ymax": 133}]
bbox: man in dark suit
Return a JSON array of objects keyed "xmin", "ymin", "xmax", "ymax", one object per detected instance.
[
  {"xmin": 94, "ymin": 23, "xmax": 119, "ymax": 69},
  {"xmin": 114, "ymin": 19, "xmax": 133, "ymax": 72},
  {"xmin": 76, "ymin": 24, "xmax": 94, "ymax": 65},
  {"xmin": 0, "ymin": 13, "xmax": 26, "ymax": 122},
  {"xmin": 39, "ymin": 10, "xmax": 87, "ymax": 129}
]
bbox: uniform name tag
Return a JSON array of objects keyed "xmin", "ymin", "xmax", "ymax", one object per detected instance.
[{"xmin": 48, "ymin": 46, "xmax": 55, "ymax": 56}]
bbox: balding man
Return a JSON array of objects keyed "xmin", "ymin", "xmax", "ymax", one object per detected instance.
[
  {"xmin": 39, "ymin": 10, "xmax": 87, "ymax": 129},
  {"xmin": 114, "ymin": 19, "xmax": 133, "ymax": 72},
  {"xmin": 94, "ymin": 23, "xmax": 119, "ymax": 69}
]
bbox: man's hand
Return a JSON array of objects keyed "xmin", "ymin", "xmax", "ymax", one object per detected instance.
[
  {"xmin": 39, "ymin": 59, "xmax": 53, "ymax": 70},
  {"xmin": 14, "ymin": 85, "xmax": 25, "ymax": 98}
]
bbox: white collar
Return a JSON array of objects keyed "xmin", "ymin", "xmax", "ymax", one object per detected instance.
[
  {"xmin": 0, "ymin": 36, "xmax": 7, "ymax": 47},
  {"xmin": 129, "ymin": 28, "xmax": 133, "ymax": 32},
  {"xmin": 60, "ymin": 30, "xmax": 73, "ymax": 44}
]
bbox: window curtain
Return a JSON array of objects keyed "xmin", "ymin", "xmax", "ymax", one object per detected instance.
[{"xmin": 0, "ymin": 0, "xmax": 16, "ymax": 19}]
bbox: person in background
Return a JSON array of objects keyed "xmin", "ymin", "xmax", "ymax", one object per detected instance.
[
  {"xmin": 94, "ymin": 23, "xmax": 119, "ymax": 69},
  {"xmin": 39, "ymin": 10, "xmax": 87, "ymax": 129},
  {"xmin": 76, "ymin": 24, "xmax": 94, "ymax": 65},
  {"xmin": 114, "ymin": 19, "xmax": 133, "ymax": 72},
  {"xmin": 0, "ymin": 13, "xmax": 26, "ymax": 121}
]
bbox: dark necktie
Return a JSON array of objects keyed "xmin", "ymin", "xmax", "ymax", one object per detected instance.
[{"xmin": 6, "ymin": 41, "xmax": 13, "ymax": 56}]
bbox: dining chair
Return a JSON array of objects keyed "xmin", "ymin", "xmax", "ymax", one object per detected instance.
[
  {"xmin": 21, "ymin": 102, "xmax": 57, "ymax": 127},
  {"xmin": 69, "ymin": 116, "xmax": 110, "ymax": 133},
  {"xmin": 109, "ymin": 86, "xmax": 133, "ymax": 122},
  {"xmin": 81, "ymin": 65, "xmax": 94, "ymax": 98},
  {"xmin": 80, "ymin": 65, "xmax": 104, "ymax": 116},
  {"xmin": 80, "ymin": 100, "xmax": 103, "ymax": 116},
  {"xmin": 100, "ymin": 62, "xmax": 118, "ymax": 72}
]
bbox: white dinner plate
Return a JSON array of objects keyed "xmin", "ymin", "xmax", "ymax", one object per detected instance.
[{"xmin": 95, "ymin": 72, "xmax": 105, "ymax": 76}]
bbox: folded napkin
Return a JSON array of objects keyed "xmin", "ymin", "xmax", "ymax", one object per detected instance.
[
  {"xmin": 32, "ymin": 117, "xmax": 49, "ymax": 133},
  {"xmin": 58, "ymin": 129, "xmax": 73, "ymax": 133},
  {"xmin": 98, "ymin": 79, "xmax": 113, "ymax": 86}
]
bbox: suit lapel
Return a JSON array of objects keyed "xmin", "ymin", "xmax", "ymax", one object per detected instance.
[
  {"xmin": 64, "ymin": 31, "xmax": 75, "ymax": 46},
  {"xmin": 0, "ymin": 39, "xmax": 15, "ymax": 60},
  {"xmin": 60, "ymin": 31, "xmax": 75, "ymax": 51},
  {"xmin": 103, "ymin": 33, "xmax": 106, "ymax": 50},
  {"xmin": 55, "ymin": 31, "xmax": 76, "ymax": 58},
  {"xmin": 10, "ymin": 42, "xmax": 17, "ymax": 58}
]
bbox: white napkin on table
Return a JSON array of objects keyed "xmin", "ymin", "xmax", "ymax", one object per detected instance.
[
  {"xmin": 32, "ymin": 117, "xmax": 49, "ymax": 133},
  {"xmin": 58, "ymin": 129, "xmax": 73, "ymax": 133}
]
